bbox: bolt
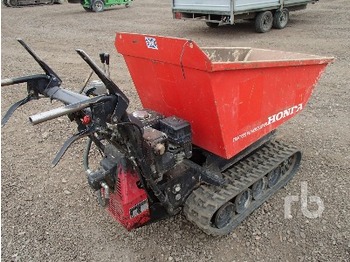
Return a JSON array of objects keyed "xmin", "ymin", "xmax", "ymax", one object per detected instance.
[
  {"xmin": 173, "ymin": 184, "xmax": 181, "ymax": 193},
  {"xmin": 175, "ymin": 194, "xmax": 181, "ymax": 201}
]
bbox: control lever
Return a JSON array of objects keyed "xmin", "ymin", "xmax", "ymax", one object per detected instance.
[
  {"xmin": 104, "ymin": 53, "xmax": 110, "ymax": 78},
  {"xmin": 52, "ymin": 128, "xmax": 93, "ymax": 167},
  {"xmin": 1, "ymin": 83, "xmax": 42, "ymax": 127},
  {"xmin": 99, "ymin": 52, "xmax": 106, "ymax": 73},
  {"xmin": 2, "ymin": 95, "xmax": 35, "ymax": 127},
  {"xmin": 75, "ymin": 49, "xmax": 129, "ymax": 122},
  {"xmin": 17, "ymin": 39, "xmax": 62, "ymax": 85},
  {"xmin": 80, "ymin": 52, "xmax": 108, "ymax": 94}
]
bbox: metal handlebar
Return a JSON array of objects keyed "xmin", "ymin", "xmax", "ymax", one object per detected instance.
[
  {"xmin": 42, "ymin": 86, "xmax": 90, "ymax": 105},
  {"xmin": 29, "ymin": 95, "xmax": 112, "ymax": 125},
  {"xmin": 1, "ymin": 74, "xmax": 49, "ymax": 87},
  {"xmin": 1, "ymin": 39, "xmax": 129, "ymax": 128}
]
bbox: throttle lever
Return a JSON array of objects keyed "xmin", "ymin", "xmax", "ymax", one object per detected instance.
[
  {"xmin": 99, "ymin": 52, "xmax": 106, "ymax": 73},
  {"xmin": 104, "ymin": 53, "xmax": 110, "ymax": 77}
]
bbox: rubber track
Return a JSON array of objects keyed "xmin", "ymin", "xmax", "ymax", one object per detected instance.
[{"xmin": 183, "ymin": 140, "xmax": 301, "ymax": 236}]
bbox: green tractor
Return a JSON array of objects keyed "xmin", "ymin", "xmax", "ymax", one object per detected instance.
[{"xmin": 68, "ymin": 0, "xmax": 132, "ymax": 12}]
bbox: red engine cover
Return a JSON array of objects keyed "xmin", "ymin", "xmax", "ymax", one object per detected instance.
[{"xmin": 106, "ymin": 165, "xmax": 150, "ymax": 230}]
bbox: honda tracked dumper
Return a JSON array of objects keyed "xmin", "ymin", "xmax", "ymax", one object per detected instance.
[{"xmin": 1, "ymin": 33, "xmax": 333, "ymax": 236}]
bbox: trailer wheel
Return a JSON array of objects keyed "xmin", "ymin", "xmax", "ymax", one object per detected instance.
[
  {"xmin": 8, "ymin": 0, "xmax": 17, "ymax": 6},
  {"xmin": 206, "ymin": 22, "xmax": 219, "ymax": 28},
  {"xmin": 2, "ymin": 0, "xmax": 10, "ymax": 6},
  {"xmin": 255, "ymin": 11, "xmax": 273, "ymax": 33},
  {"xmin": 273, "ymin": 8, "xmax": 289, "ymax": 29},
  {"xmin": 91, "ymin": 0, "xmax": 104, "ymax": 12}
]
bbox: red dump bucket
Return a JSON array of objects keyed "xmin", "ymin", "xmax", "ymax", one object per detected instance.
[{"xmin": 115, "ymin": 33, "xmax": 333, "ymax": 159}]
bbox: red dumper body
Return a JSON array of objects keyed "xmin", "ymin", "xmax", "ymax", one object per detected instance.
[{"xmin": 115, "ymin": 33, "xmax": 332, "ymax": 159}]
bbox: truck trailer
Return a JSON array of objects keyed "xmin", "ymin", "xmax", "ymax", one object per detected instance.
[{"xmin": 172, "ymin": 0, "xmax": 319, "ymax": 33}]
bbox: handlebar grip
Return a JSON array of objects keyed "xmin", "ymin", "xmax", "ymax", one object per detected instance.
[
  {"xmin": 29, "ymin": 104, "xmax": 84, "ymax": 125},
  {"xmin": 1, "ymin": 74, "xmax": 48, "ymax": 87},
  {"xmin": 29, "ymin": 95, "xmax": 111, "ymax": 125}
]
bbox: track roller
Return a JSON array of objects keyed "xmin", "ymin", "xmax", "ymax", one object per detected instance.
[{"xmin": 184, "ymin": 140, "xmax": 301, "ymax": 236}]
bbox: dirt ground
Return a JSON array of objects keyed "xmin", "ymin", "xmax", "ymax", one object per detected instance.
[{"xmin": 1, "ymin": 0, "xmax": 349, "ymax": 261}]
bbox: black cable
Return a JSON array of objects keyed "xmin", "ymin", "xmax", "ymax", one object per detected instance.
[{"xmin": 83, "ymin": 137, "xmax": 93, "ymax": 172}]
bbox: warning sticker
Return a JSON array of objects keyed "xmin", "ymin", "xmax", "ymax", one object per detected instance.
[
  {"xmin": 129, "ymin": 199, "xmax": 149, "ymax": 218},
  {"xmin": 145, "ymin": 37, "xmax": 158, "ymax": 50}
]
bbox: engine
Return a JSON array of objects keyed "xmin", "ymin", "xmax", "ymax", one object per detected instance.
[{"xmin": 95, "ymin": 109, "xmax": 194, "ymax": 230}]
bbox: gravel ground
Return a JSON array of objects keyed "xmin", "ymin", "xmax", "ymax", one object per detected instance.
[{"xmin": 1, "ymin": 0, "xmax": 349, "ymax": 261}]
